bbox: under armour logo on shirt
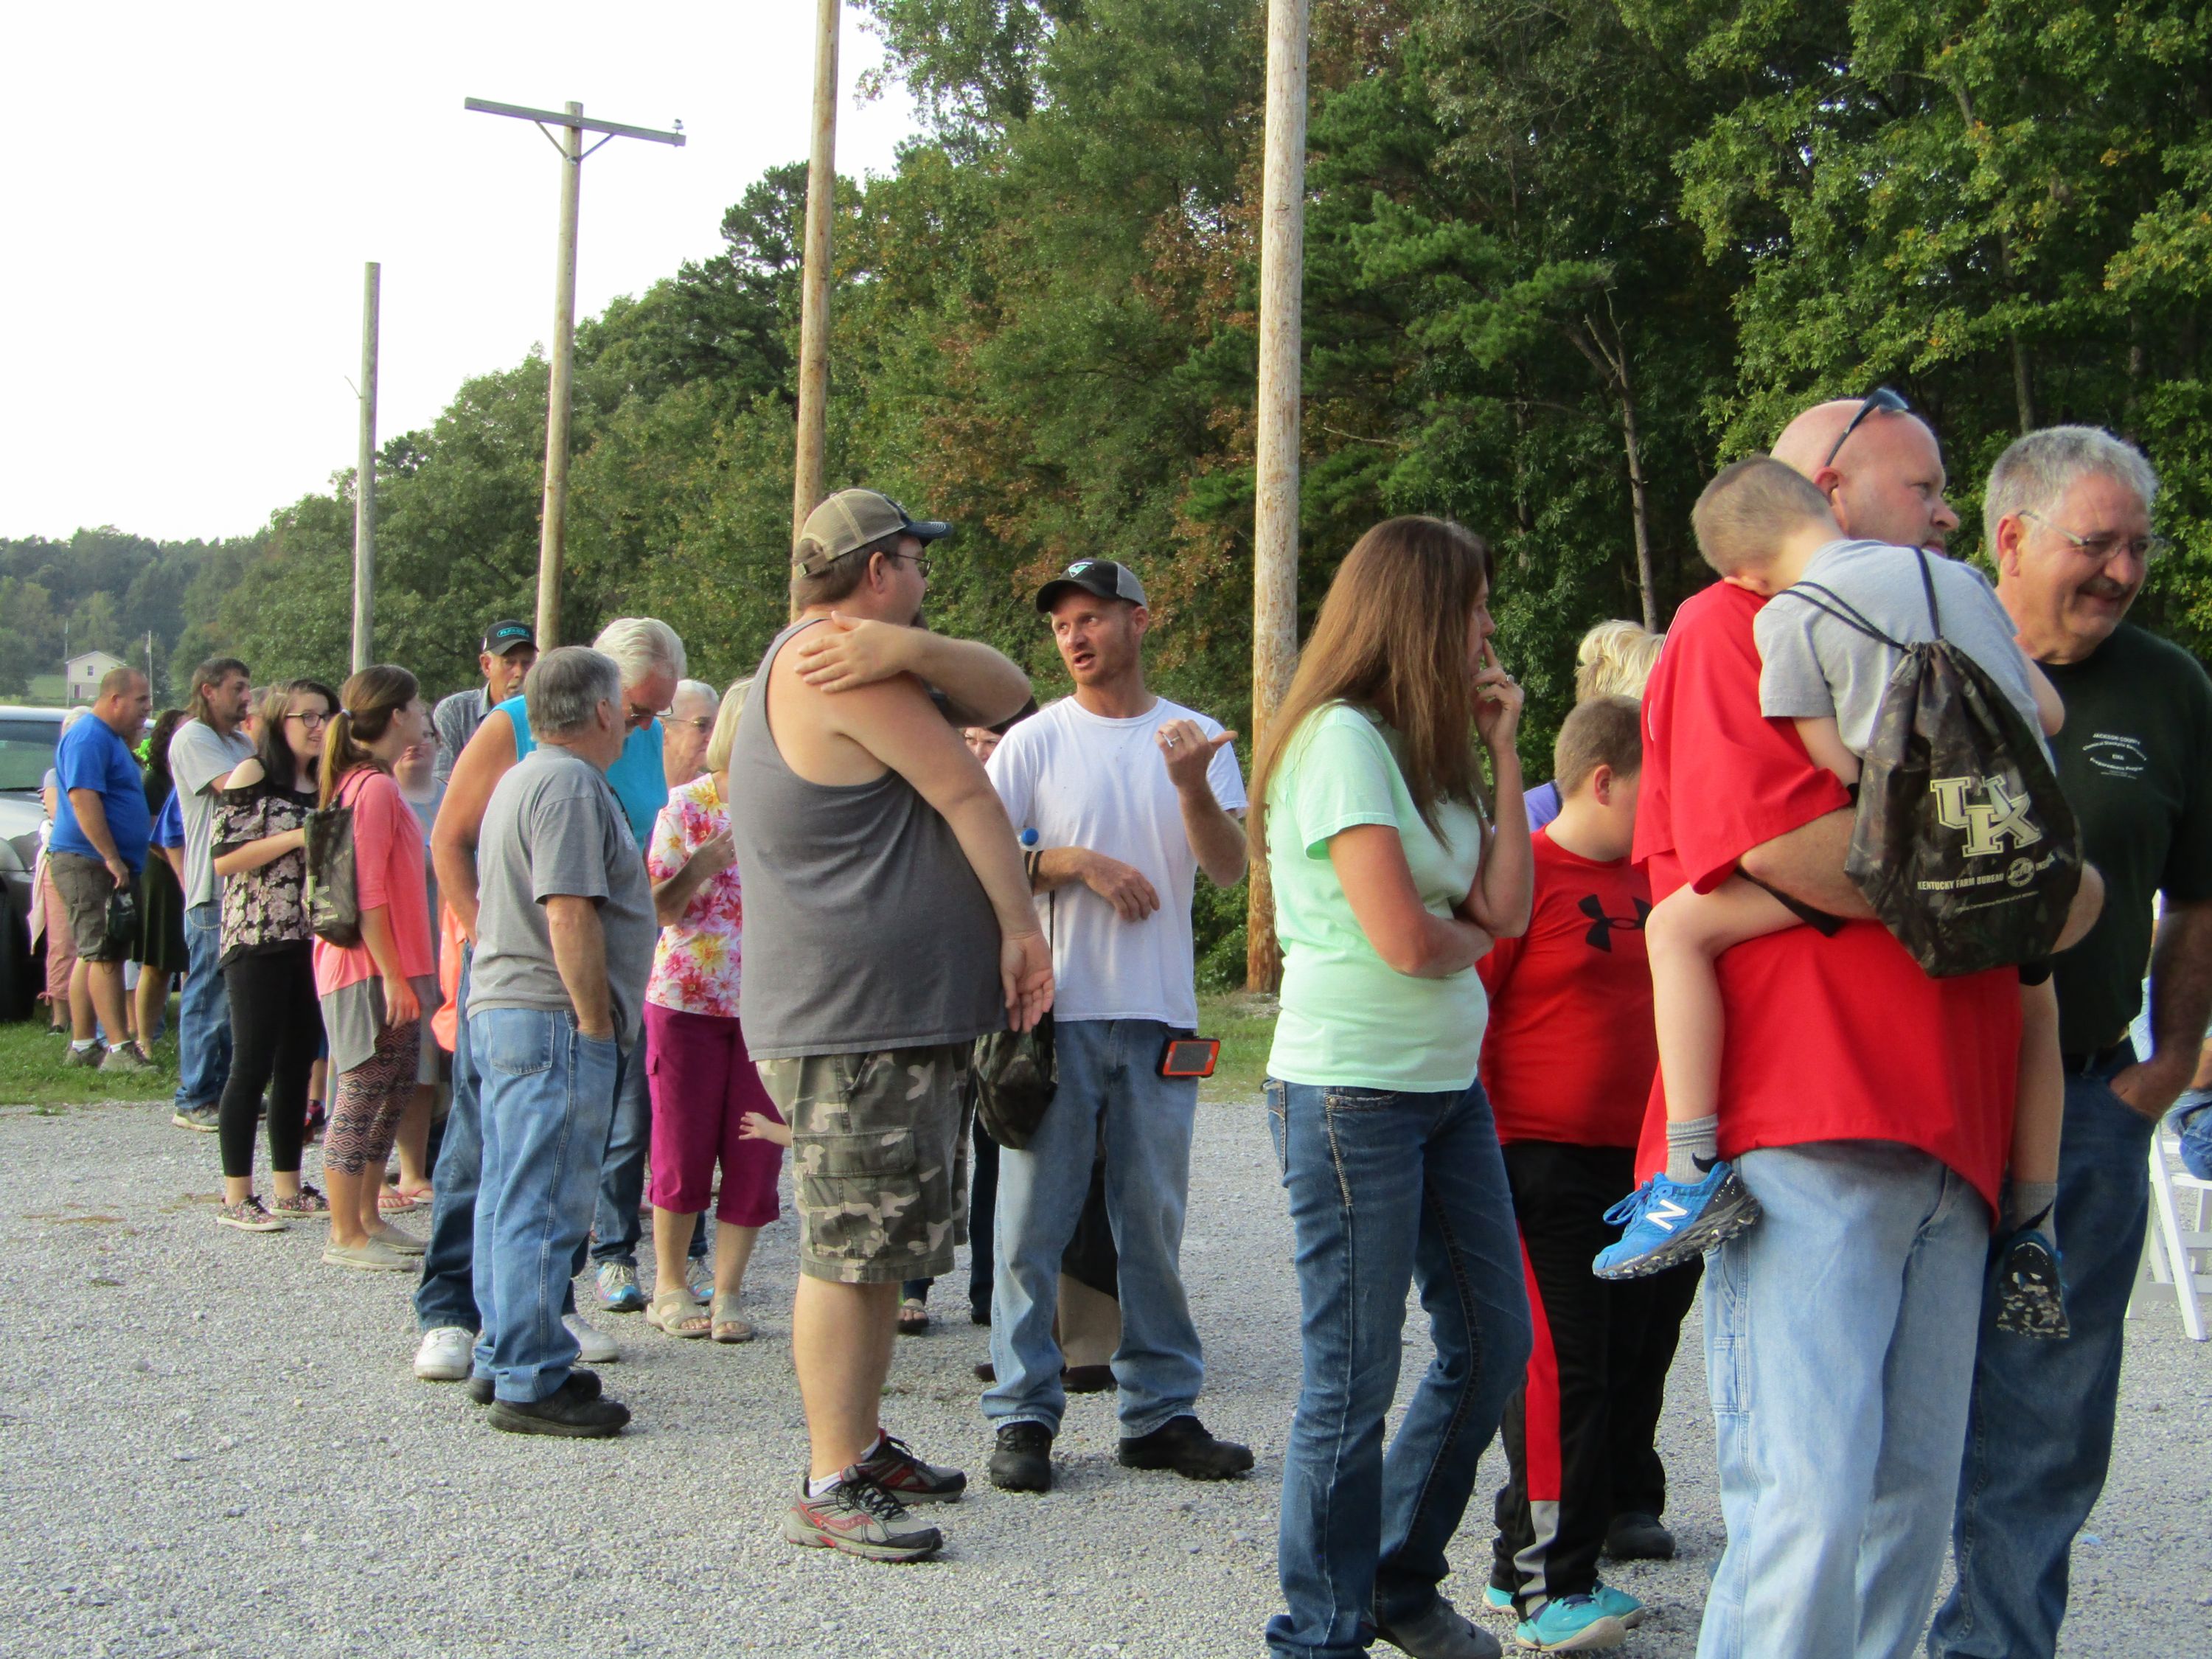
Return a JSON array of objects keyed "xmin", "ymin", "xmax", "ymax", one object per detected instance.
[{"xmin": 1578, "ymin": 894, "xmax": 1652, "ymax": 953}]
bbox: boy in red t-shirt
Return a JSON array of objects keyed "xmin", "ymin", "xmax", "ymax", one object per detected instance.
[{"xmin": 1479, "ymin": 698, "xmax": 1697, "ymax": 1649}]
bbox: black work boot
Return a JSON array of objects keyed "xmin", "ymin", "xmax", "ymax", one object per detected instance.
[
  {"xmin": 1117, "ymin": 1414, "xmax": 1253, "ymax": 1481},
  {"xmin": 987, "ymin": 1422, "xmax": 1054, "ymax": 1492},
  {"xmin": 486, "ymin": 1371, "xmax": 627, "ymax": 1438}
]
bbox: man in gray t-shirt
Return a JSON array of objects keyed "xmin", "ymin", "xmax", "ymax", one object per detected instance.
[
  {"xmin": 167, "ymin": 659, "xmax": 255, "ymax": 1125},
  {"xmin": 464, "ymin": 648, "xmax": 653, "ymax": 1439}
]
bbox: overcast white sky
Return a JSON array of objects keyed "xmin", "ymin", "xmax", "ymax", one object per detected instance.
[{"xmin": 0, "ymin": 2, "xmax": 919, "ymax": 545}]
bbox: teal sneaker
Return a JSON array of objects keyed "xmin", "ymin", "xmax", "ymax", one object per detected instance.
[
  {"xmin": 1590, "ymin": 1582, "xmax": 1645, "ymax": 1629},
  {"xmin": 1514, "ymin": 1593, "xmax": 1627, "ymax": 1652},
  {"xmin": 1485, "ymin": 1585, "xmax": 1514, "ymax": 1613}
]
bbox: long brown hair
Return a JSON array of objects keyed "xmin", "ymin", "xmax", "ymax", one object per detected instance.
[
  {"xmin": 321, "ymin": 664, "xmax": 420, "ymax": 807},
  {"xmin": 1249, "ymin": 515, "xmax": 1492, "ymax": 856},
  {"xmin": 254, "ymin": 678, "xmax": 338, "ymax": 796}
]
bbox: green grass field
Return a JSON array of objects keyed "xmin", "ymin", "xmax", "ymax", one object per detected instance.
[
  {"xmin": 1, "ymin": 992, "xmax": 1277, "ymax": 1111},
  {"xmin": 0, "ymin": 1004, "xmax": 177, "ymax": 1109}
]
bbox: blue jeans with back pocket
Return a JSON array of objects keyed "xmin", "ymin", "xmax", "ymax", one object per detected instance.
[
  {"xmin": 469, "ymin": 1006, "xmax": 622, "ymax": 1404},
  {"xmin": 1263, "ymin": 1076, "xmax": 1530, "ymax": 1659}
]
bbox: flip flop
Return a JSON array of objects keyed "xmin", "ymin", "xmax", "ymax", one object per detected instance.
[
  {"xmin": 710, "ymin": 1293, "xmax": 753, "ymax": 1344},
  {"xmin": 897, "ymin": 1297, "xmax": 931, "ymax": 1336},
  {"xmin": 378, "ymin": 1188, "xmax": 420, "ymax": 1217},
  {"xmin": 646, "ymin": 1287, "xmax": 710, "ymax": 1339}
]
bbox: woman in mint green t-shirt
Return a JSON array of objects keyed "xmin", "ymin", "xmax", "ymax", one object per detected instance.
[{"xmin": 1249, "ymin": 515, "xmax": 1534, "ymax": 1659}]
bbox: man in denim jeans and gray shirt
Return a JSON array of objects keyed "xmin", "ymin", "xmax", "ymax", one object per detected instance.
[
  {"xmin": 982, "ymin": 557, "xmax": 1255, "ymax": 1494},
  {"xmin": 167, "ymin": 658, "xmax": 254, "ymax": 1131},
  {"xmin": 465, "ymin": 647, "xmax": 657, "ymax": 1437}
]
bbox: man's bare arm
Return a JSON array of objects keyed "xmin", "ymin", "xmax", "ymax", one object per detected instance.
[
  {"xmin": 430, "ymin": 712, "xmax": 518, "ymax": 942},
  {"xmin": 2112, "ymin": 898, "xmax": 2212, "ymax": 1122},
  {"xmin": 1032, "ymin": 846, "xmax": 1161, "ymax": 919},
  {"xmin": 792, "ymin": 614, "xmax": 1032, "ymax": 726},
  {"xmin": 1736, "ymin": 810, "xmax": 1878, "ymax": 919},
  {"xmin": 546, "ymin": 894, "xmax": 614, "ymax": 1039}
]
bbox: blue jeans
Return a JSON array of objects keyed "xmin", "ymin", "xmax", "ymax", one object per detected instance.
[
  {"xmin": 470, "ymin": 1008, "xmax": 622, "ymax": 1402},
  {"xmin": 986, "ymin": 1019, "xmax": 1201, "ymax": 1438},
  {"xmin": 1697, "ymin": 1141, "xmax": 1989, "ymax": 1659},
  {"xmin": 587, "ymin": 1023, "xmax": 703, "ymax": 1267},
  {"xmin": 1929, "ymin": 1054, "xmax": 2153, "ymax": 1659},
  {"xmin": 2169, "ymin": 1096, "xmax": 2212, "ymax": 1180},
  {"xmin": 1264, "ymin": 1077, "xmax": 1531, "ymax": 1659},
  {"xmin": 173, "ymin": 902, "xmax": 232, "ymax": 1110},
  {"xmin": 417, "ymin": 947, "xmax": 489, "ymax": 1332}
]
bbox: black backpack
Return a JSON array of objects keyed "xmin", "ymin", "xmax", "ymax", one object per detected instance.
[{"xmin": 1778, "ymin": 549, "xmax": 2082, "ymax": 978}]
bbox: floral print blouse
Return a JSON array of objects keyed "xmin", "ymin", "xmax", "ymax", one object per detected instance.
[
  {"xmin": 645, "ymin": 773, "xmax": 743, "ymax": 1019},
  {"xmin": 212, "ymin": 778, "xmax": 318, "ymax": 964}
]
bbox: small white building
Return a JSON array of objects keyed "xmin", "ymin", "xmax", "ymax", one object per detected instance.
[{"xmin": 65, "ymin": 650, "xmax": 131, "ymax": 705}]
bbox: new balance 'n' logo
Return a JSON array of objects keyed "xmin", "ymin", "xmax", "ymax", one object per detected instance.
[
  {"xmin": 1648, "ymin": 1197, "xmax": 1688, "ymax": 1234},
  {"xmin": 1930, "ymin": 775, "xmax": 2042, "ymax": 858}
]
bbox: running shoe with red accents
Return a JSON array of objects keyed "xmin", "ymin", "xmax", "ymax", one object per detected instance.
[
  {"xmin": 854, "ymin": 1432, "xmax": 967, "ymax": 1503},
  {"xmin": 782, "ymin": 1474, "xmax": 944, "ymax": 1562}
]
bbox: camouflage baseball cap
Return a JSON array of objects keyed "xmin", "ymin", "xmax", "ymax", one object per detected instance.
[{"xmin": 793, "ymin": 489, "xmax": 951, "ymax": 577}]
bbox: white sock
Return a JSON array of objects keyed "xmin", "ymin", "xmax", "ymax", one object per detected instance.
[
  {"xmin": 70, "ymin": 1038, "xmax": 97, "ymax": 1052},
  {"xmin": 806, "ymin": 1470, "xmax": 847, "ymax": 1499}
]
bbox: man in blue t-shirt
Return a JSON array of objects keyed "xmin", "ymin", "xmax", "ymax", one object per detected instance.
[{"xmin": 51, "ymin": 667, "xmax": 155, "ymax": 1074}]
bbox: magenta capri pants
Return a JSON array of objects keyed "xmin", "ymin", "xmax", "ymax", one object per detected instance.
[{"xmin": 644, "ymin": 1002, "xmax": 785, "ymax": 1228}]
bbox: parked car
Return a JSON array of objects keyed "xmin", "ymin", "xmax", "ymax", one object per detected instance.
[{"xmin": 0, "ymin": 706, "xmax": 68, "ymax": 1019}]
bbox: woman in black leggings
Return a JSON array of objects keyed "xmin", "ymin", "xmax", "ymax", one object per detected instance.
[{"xmin": 211, "ymin": 680, "xmax": 336, "ymax": 1233}]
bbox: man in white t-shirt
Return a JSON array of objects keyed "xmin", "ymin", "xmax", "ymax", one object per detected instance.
[{"xmin": 981, "ymin": 558, "xmax": 1254, "ymax": 1494}]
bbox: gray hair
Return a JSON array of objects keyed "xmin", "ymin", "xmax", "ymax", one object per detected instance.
[
  {"xmin": 672, "ymin": 678, "xmax": 719, "ymax": 713},
  {"xmin": 1984, "ymin": 425, "xmax": 2160, "ymax": 532},
  {"xmin": 525, "ymin": 647, "xmax": 622, "ymax": 739},
  {"xmin": 591, "ymin": 616, "xmax": 686, "ymax": 690}
]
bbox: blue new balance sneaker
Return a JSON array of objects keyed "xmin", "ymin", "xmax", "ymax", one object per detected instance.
[
  {"xmin": 1590, "ymin": 1582, "xmax": 1644, "ymax": 1629},
  {"xmin": 1514, "ymin": 1593, "xmax": 1627, "ymax": 1651},
  {"xmin": 1992, "ymin": 1227, "xmax": 2070, "ymax": 1340},
  {"xmin": 1592, "ymin": 1161, "xmax": 1762, "ymax": 1280}
]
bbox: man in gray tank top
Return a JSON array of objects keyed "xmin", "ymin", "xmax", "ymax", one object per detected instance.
[{"xmin": 730, "ymin": 488, "xmax": 1051, "ymax": 1564}]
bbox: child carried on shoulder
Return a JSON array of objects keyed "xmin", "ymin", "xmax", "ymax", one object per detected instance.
[{"xmin": 1596, "ymin": 457, "xmax": 2102, "ymax": 1342}]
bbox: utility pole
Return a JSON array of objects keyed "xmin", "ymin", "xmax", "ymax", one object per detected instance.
[
  {"xmin": 352, "ymin": 261, "xmax": 379, "ymax": 673},
  {"xmin": 1247, "ymin": 0, "xmax": 1309, "ymax": 993},
  {"xmin": 465, "ymin": 97, "xmax": 685, "ymax": 645},
  {"xmin": 791, "ymin": 0, "xmax": 840, "ymax": 599}
]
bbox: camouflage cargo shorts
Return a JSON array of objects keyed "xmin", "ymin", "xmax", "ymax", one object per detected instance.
[{"xmin": 757, "ymin": 1044, "xmax": 973, "ymax": 1285}]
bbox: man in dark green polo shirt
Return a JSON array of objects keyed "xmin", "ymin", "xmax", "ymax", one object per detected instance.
[{"xmin": 1933, "ymin": 426, "xmax": 2212, "ymax": 1659}]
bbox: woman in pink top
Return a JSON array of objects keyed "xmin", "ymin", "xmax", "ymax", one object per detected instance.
[
  {"xmin": 641, "ymin": 679, "xmax": 783, "ymax": 1343},
  {"xmin": 313, "ymin": 665, "xmax": 437, "ymax": 1272}
]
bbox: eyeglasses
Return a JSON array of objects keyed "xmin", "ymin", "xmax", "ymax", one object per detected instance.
[
  {"xmin": 883, "ymin": 550, "xmax": 933, "ymax": 580},
  {"xmin": 284, "ymin": 710, "xmax": 330, "ymax": 728},
  {"xmin": 2020, "ymin": 509, "xmax": 2168, "ymax": 566},
  {"xmin": 670, "ymin": 715, "xmax": 714, "ymax": 732},
  {"xmin": 624, "ymin": 702, "xmax": 661, "ymax": 731},
  {"xmin": 1823, "ymin": 386, "xmax": 1913, "ymax": 469}
]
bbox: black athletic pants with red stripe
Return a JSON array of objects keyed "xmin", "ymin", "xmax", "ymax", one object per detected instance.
[{"xmin": 1489, "ymin": 1140, "xmax": 1701, "ymax": 1615}]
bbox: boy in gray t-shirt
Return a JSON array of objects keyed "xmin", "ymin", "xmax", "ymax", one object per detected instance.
[{"xmin": 1600, "ymin": 459, "xmax": 2074, "ymax": 1343}]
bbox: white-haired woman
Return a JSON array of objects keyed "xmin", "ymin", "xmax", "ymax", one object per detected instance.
[
  {"xmin": 1524, "ymin": 619, "xmax": 1663, "ymax": 830},
  {"xmin": 639, "ymin": 677, "xmax": 782, "ymax": 1341}
]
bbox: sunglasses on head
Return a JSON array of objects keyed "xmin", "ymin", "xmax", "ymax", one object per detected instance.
[{"xmin": 1823, "ymin": 386, "xmax": 1913, "ymax": 469}]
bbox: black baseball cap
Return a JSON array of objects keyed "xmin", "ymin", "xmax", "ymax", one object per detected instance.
[
  {"xmin": 1035, "ymin": 559, "xmax": 1148, "ymax": 613},
  {"xmin": 482, "ymin": 620, "xmax": 536, "ymax": 656}
]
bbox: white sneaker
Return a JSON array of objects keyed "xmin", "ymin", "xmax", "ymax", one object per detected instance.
[
  {"xmin": 565, "ymin": 1312, "xmax": 619, "ymax": 1364},
  {"xmin": 414, "ymin": 1326, "xmax": 474, "ymax": 1381}
]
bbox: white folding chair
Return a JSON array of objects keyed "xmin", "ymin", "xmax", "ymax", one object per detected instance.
[{"xmin": 2138, "ymin": 1124, "xmax": 2212, "ymax": 1341}]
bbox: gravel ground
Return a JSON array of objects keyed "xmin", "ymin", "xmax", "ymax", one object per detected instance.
[{"xmin": 2, "ymin": 1093, "xmax": 2208, "ymax": 1658}]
